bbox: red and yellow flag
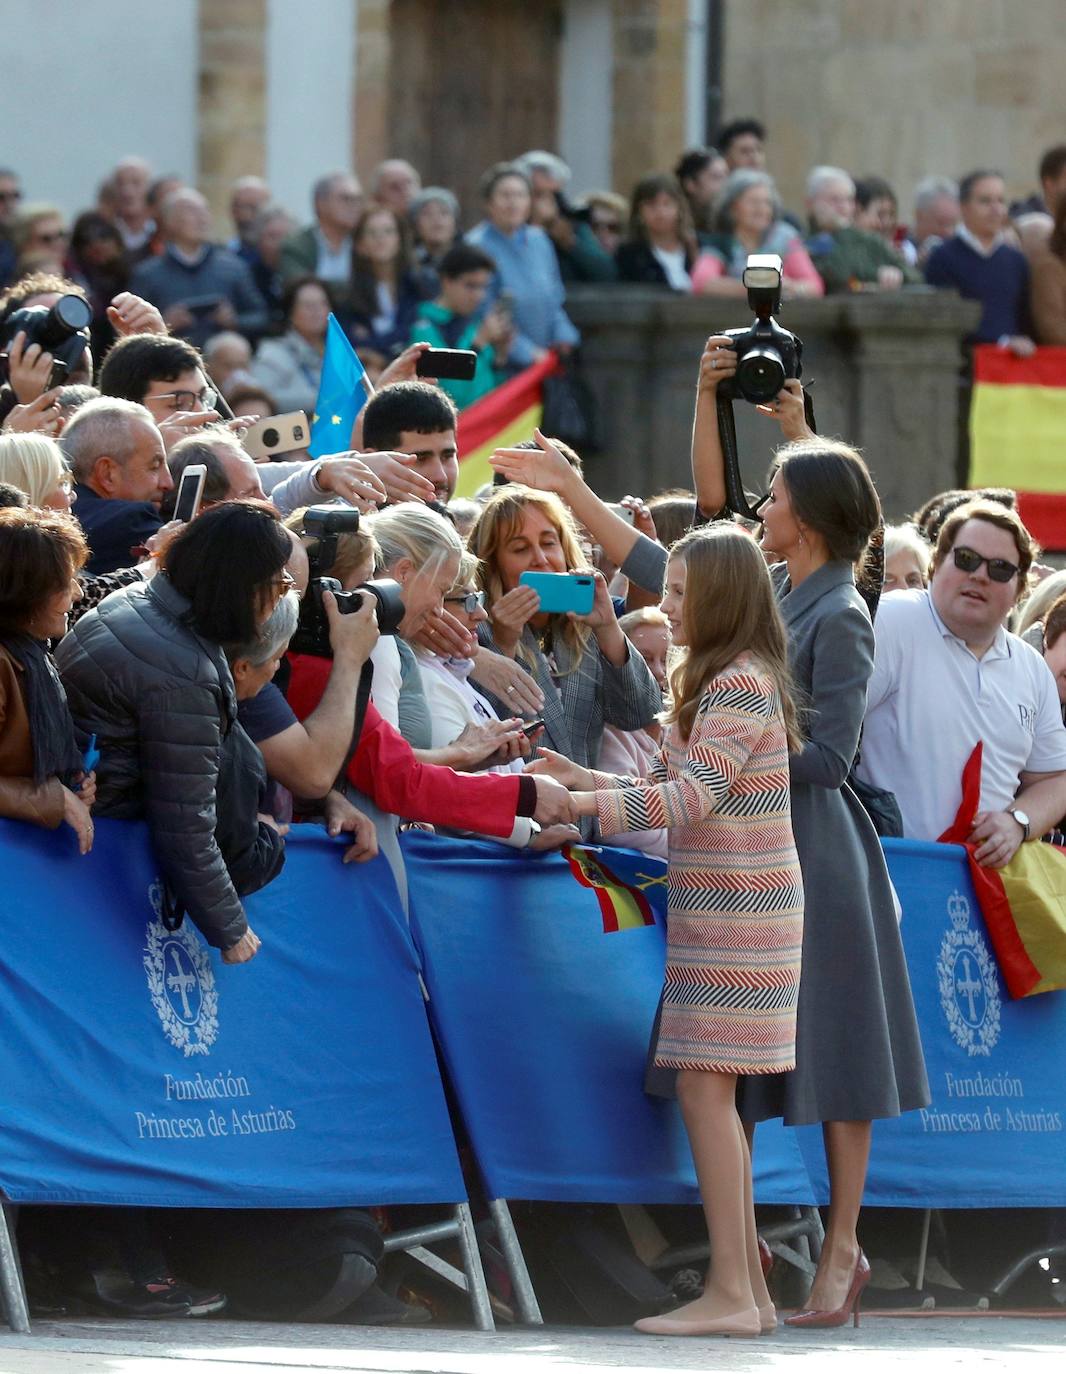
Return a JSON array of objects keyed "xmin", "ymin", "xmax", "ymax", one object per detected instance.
[
  {"xmin": 564, "ymin": 845, "xmax": 659, "ymax": 934},
  {"xmin": 969, "ymin": 345, "xmax": 1066, "ymax": 548},
  {"xmin": 939, "ymin": 742, "xmax": 1066, "ymax": 998},
  {"xmin": 454, "ymin": 354, "xmax": 561, "ymax": 499}
]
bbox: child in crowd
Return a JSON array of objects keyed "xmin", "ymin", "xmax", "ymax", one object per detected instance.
[
  {"xmin": 409, "ymin": 243, "xmax": 513, "ymax": 407},
  {"xmin": 531, "ymin": 525, "xmax": 804, "ymax": 1338}
]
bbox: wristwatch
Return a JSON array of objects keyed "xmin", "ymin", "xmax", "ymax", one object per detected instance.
[{"xmin": 1009, "ymin": 808, "xmax": 1031, "ymax": 842}]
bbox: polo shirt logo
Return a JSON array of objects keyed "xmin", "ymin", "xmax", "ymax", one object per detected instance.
[{"xmin": 1018, "ymin": 703, "xmax": 1036, "ymax": 733}]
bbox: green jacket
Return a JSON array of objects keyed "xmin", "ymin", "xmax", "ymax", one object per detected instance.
[
  {"xmin": 409, "ymin": 302, "xmax": 499, "ymax": 408},
  {"xmin": 806, "ymin": 226, "xmax": 921, "ymax": 294}
]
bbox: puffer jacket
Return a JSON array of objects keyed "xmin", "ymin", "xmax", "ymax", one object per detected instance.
[{"xmin": 54, "ymin": 574, "xmax": 283, "ymax": 950}]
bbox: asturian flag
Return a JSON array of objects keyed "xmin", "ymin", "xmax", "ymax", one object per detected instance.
[{"xmin": 308, "ymin": 314, "xmax": 374, "ymax": 458}]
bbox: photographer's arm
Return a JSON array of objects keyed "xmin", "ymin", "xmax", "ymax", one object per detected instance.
[
  {"xmin": 259, "ymin": 596, "xmax": 378, "ymax": 798},
  {"xmin": 690, "ymin": 336, "xmax": 734, "ymax": 517}
]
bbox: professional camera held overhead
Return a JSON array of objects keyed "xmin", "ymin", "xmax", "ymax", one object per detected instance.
[
  {"xmin": 0, "ymin": 292, "xmax": 93, "ymax": 389},
  {"xmin": 290, "ymin": 504, "xmax": 405, "ymax": 659},
  {"xmin": 714, "ymin": 255, "xmax": 815, "ymax": 520}
]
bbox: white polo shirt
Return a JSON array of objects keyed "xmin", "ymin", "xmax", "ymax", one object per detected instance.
[{"xmin": 855, "ymin": 590, "xmax": 1066, "ymax": 841}]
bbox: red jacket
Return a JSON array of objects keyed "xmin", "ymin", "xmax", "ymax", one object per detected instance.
[{"xmin": 286, "ymin": 652, "xmax": 533, "ymax": 837}]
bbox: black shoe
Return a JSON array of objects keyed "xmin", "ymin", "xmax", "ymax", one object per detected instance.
[
  {"xmin": 336, "ymin": 1281, "xmax": 432, "ymax": 1326},
  {"xmin": 80, "ymin": 1270, "xmax": 227, "ymax": 1318}
]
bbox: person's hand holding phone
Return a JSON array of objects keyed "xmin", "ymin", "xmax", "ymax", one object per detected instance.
[{"xmin": 489, "ymin": 583, "xmax": 542, "ymax": 655}]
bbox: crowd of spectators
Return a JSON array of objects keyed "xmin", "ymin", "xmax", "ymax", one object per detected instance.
[{"xmin": 1, "ymin": 126, "xmax": 1066, "ymax": 1325}]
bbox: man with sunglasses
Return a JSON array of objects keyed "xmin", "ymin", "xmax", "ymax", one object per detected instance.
[{"xmin": 856, "ymin": 501, "xmax": 1066, "ymax": 863}]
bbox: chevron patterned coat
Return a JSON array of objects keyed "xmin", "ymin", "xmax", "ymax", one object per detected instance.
[{"xmin": 593, "ymin": 654, "xmax": 803, "ymax": 1074}]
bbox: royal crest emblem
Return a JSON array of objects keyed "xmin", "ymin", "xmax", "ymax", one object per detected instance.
[
  {"xmin": 143, "ymin": 882, "xmax": 219, "ymax": 1057},
  {"xmin": 937, "ymin": 889, "xmax": 1000, "ymax": 1056}
]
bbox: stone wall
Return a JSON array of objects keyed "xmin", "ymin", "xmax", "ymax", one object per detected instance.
[
  {"xmin": 567, "ymin": 287, "xmax": 980, "ymax": 520},
  {"xmin": 198, "ymin": 0, "xmax": 268, "ymax": 224},
  {"xmin": 720, "ymin": 0, "xmax": 1064, "ymax": 218}
]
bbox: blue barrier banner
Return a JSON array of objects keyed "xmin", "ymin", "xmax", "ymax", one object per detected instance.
[
  {"xmin": 851, "ymin": 839, "xmax": 1066, "ymax": 1207},
  {"xmin": 0, "ymin": 819, "xmax": 465, "ymax": 1209},
  {"xmin": 403, "ymin": 833, "xmax": 815, "ymax": 1206}
]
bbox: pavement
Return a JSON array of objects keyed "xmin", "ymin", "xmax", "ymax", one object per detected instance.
[{"xmin": 0, "ymin": 1315, "xmax": 1063, "ymax": 1373}]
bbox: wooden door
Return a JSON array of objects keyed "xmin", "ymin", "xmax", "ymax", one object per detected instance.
[{"xmin": 388, "ymin": 0, "xmax": 562, "ymax": 223}]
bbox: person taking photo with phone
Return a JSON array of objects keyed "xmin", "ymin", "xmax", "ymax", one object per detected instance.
[{"xmin": 468, "ymin": 484, "xmax": 661, "ymax": 832}]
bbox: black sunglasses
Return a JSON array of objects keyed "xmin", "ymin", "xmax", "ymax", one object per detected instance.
[{"xmin": 952, "ymin": 545, "xmax": 1019, "ymax": 584}]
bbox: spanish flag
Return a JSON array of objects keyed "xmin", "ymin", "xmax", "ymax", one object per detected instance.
[
  {"xmin": 564, "ymin": 845, "xmax": 662, "ymax": 934},
  {"xmin": 453, "ymin": 354, "xmax": 561, "ymax": 499},
  {"xmin": 939, "ymin": 742, "xmax": 1066, "ymax": 998},
  {"xmin": 969, "ymin": 345, "xmax": 1066, "ymax": 548}
]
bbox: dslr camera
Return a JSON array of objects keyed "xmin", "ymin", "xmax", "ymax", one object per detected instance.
[
  {"xmin": 718, "ymin": 255, "xmax": 803, "ymax": 405},
  {"xmin": 290, "ymin": 505, "xmax": 405, "ymax": 658},
  {"xmin": 0, "ymin": 292, "xmax": 93, "ymax": 388}
]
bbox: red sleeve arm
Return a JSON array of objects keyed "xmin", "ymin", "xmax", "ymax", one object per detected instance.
[{"xmin": 286, "ymin": 653, "xmax": 527, "ymax": 838}]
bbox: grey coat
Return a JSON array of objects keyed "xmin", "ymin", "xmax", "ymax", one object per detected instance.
[
  {"xmin": 55, "ymin": 576, "xmax": 282, "ymax": 951},
  {"xmin": 737, "ymin": 561, "xmax": 929, "ymax": 1124}
]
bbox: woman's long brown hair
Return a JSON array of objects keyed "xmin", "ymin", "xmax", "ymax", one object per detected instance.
[{"xmin": 663, "ymin": 524, "xmax": 801, "ymax": 750}]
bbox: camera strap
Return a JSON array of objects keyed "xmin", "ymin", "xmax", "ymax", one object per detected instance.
[
  {"xmin": 334, "ymin": 659, "xmax": 375, "ymax": 790},
  {"xmin": 717, "ymin": 391, "xmax": 818, "ymax": 520}
]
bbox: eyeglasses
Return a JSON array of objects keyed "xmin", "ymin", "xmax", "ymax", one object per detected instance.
[
  {"xmin": 443, "ymin": 591, "xmax": 484, "ymax": 613},
  {"xmin": 952, "ymin": 545, "xmax": 1020, "ymax": 583},
  {"xmin": 152, "ymin": 386, "xmax": 217, "ymax": 413}
]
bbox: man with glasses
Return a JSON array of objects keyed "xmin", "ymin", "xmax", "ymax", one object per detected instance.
[{"xmin": 857, "ymin": 501, "xmax": 1066, "ymax": 859}]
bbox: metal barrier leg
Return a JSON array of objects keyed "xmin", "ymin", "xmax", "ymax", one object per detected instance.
[
  {"xmin": 454, "ymin": 1202, "xmax": 494, "ymax": 1332},
  {"xmin": 487, "ymin": 1198, "xmax": 543, "ymax": 1325},
  {"xmin": 0, "ymin": 1203, "xmax": 29, "ymax": 1334}
]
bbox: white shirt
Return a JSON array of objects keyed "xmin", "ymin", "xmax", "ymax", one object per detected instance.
[
  {"xmin": 313, "ymin": 227, "xmax": 352, "ymax": 282},
  {"xmin": 651, "ymin": 245, "xmax": 691, "ymax": 291},
  {"xmin": 369, "ymin": 636, "xmax": 403, "ymax": 729},
  {"xmin": 856, "ymin": 590, "xmax": 1066, "ymax": 840},
  {"xmin": 955, "ymin": 224, "xmax": 1007, "ymax": 259}
]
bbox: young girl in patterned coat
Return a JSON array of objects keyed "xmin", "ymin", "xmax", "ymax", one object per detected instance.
[{"xmin": 531, "ymin": 524, "xmax": 804, "ymax": 1337}]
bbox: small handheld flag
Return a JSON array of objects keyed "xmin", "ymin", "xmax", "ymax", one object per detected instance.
[{"xmin": 308, "ymin": 314, "xmax": 374, "ymax": 459}]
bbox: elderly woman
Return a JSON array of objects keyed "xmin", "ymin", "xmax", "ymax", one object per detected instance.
[
  {"xmin": 56, "ymin": 501, "xmax": 293, "ymax": 964},
  {"xmin": 466, "ymin": 162, "xmax": 579, "ymax": 365},
  {"xmin": 251, "ymin": 275, "xmax": 330, "ymax": 414},
  {"xmin": 882, "ymin": 523, "xmax": 931, "ymax": 593},
  {"xmin": 0, "ymin": 506, "xmax": 94, "ymax": 849},
  {"xmin": 469, "ymin": 484, "xmax": 662, "ymax": 812},
  {"xmin": 409, "ymin": 186, "xmax": 461, "ymax": 295},
  {"xmin": 692, "ymin": 169, "xmax": 824, "ymax": 299}
]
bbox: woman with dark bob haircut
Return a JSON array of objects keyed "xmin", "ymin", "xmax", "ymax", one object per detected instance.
[
  {"xmin": 685, "ymin": 346, "xmax": 929, "ymax": 1330},
  {"xmin": 56, "ymin": 501, "xmax": 292, "ymax": 963},
  {"xmin": 0, "ymin": 506, "xmax": 95, "ymax": 852}
]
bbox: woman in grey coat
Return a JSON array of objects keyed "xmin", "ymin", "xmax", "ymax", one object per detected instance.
[{"xmin": 692, "ymin": 347, "xmax": 928, "ymax": 1328}]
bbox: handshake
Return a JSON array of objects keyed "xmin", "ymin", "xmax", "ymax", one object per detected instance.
[{"xmin": 526, "ymin": 749, "xmax": 598, "ymax": 827}]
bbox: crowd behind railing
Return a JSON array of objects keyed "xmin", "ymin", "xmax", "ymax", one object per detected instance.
[{"xmin": 1, "ymin": 126, "xmax": 1066, "ymax": 1328}]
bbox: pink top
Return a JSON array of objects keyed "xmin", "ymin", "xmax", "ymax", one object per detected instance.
[{"xmin": 691, "ymin": 242, "xmax": 825, "ymax": 296}]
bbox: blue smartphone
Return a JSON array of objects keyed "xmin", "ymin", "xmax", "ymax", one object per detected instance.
[{"xmin": 519, "ymin": 571, "xmax": 595, "ymax": 615}]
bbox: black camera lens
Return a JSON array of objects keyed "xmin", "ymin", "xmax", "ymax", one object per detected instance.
[
  {"xmin": 53, "ymin": 294, "xmax": 92, "ymax": 333},
  {"xmin": 262, "ymin": 427, "xmax": 279, "ymax": 448},
  {"xmin": 736, "ymin": 349, "xmax": 786, "ymax": 405}
]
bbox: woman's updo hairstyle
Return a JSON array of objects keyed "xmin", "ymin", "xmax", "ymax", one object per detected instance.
[
  {"xmin": 368, "ymin": 501, "xmax": 463, "ymax": 577},
  {"xmin": 772, "ymin": 438, "xmax": 881, "ymax": 565}
]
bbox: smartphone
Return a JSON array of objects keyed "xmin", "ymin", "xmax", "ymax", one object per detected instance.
[
  {"xmin": 241, "ymin": 411, "xmax": 309, "ymax": 461},
  {"xmin": 415, "ymin": 348, "xmax": 478, "ymax": 381},
  {"xmin": 495, "ymin": 290, "xmax": 515, "ymax": 322},
  {"xmin": 172, "ymin": 463, "xmax": 207, "ymax": 523},
  {"xmin": 607, "ymin": 502, "xmax": 635, "ymax": 526},
  {"xmin": 519, "ymin": 571, "xmax": 595, "ymax": 615},
  {"xmin": 521, "ymin": 718, "xmax": 545, "ymax": 739}
]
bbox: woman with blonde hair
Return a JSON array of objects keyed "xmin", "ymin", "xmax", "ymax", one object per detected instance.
[
  {"xmin": 533, "ymin": 525, "xmax": 804, "ymax": 1336},
  {"xmin": 0, "ymin": 433, "xmax": 73, "ymax": 510},
  {"xmin": 470, "ymin": 484, "xmax": 661, "ymax": 792}
]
